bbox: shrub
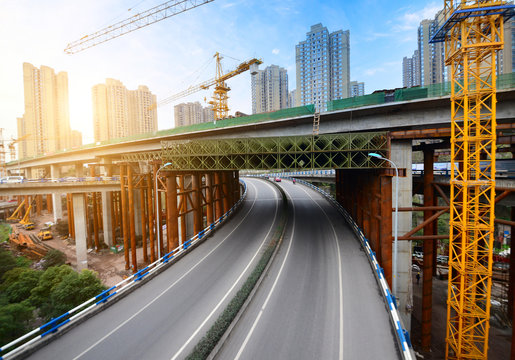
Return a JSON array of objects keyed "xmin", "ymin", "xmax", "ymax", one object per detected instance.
[{"xmin": 42, "ymin": 249, "xmax": 66, "ymax": 269}]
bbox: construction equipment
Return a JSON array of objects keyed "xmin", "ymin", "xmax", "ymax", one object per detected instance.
[
  {"xmin": 6, "ymin": 199, "xmax": 27, "ymax": 222},
  {"xmin": 64, "ymin": 0, "xmax": 214, "ymax": 54},
  {"xmin": 37, "ymin": 230, "xmax": 53, "ymax": 240},
  {"xmin": 153, "ymin": 52, "xmax": 262, "ymax": 122},
  {"xmin": 430, "ymin": 1, "xmax": 514, "ymax": 359},
  {"xmin": 23, "ymin": 223, "xmax": 35, "ymax": 230},
  {"xmin": 8, "ymin": 134, "xmax": 31, "ymax": 161},
  {"xmin": 19, "ymin": 203, "xmax": 33, "ymax": 226}
]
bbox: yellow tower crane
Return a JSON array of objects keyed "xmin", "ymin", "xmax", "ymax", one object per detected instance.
[
  {"xmin": 153, "ymin": 52, "xmax": 262, "ymax": 122},
  {"xmin": 430, "ymin": 1, "xmax": 514, "ymax": 359},
  {"xmin": 64, "ymin": 0, "xmax": 214, "ymax": 54}
]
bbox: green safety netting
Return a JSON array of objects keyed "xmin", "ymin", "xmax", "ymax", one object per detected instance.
[{"xmin": 327, "ymin": 92, "xmax": 385, "ymax": 111}]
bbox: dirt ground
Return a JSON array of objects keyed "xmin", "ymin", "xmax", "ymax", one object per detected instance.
[
  {"xmin": 14, "ymin": 211, "xmax": 132, "ymax": 287},
  {"xmin": 411, "ymin": 271, "xmax": 512, "ymax": 359}
]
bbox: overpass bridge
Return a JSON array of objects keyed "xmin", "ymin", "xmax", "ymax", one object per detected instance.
[{"xmin": 1, "ymin": 84, "xmax": 514, "ymax": 358}]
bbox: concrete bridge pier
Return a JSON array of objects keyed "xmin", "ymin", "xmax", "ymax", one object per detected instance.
[
  {"xmin": 72, "ymin": 193, "xmax": 88, "ymax": 271},
  {"xmin": 50, "ymin": 164, "xmax": 63, "ymax": 222},
  {"xmin": 391, "ymin": 140, "xmax": 413, "ymax": 330}
]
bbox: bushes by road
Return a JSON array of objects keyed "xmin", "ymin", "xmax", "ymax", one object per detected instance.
[{"xmin": 0, "ymin": 247, "xmax": 106, "ymax": 346}]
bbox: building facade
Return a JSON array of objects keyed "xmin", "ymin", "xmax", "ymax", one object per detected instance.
[
  {"xmin": 288, "ymin": 89, "xmax": 296, "ymax": 108},
  {"xmin": 92, "ymin": 79, "xmax": 157, "ymax": 142},
  {"xmin": 402, "ymin": 50, "xmax": 421, "ymax": 88},
  {"xmin": 350, "ymin": 81, "xmax": 365, "ymax": 97},
  {"xmin": 174, "ymin": 102, "xmax": 214, "ymax": 127},
  {"xmin": 17, "ymin": 63, "xmax": 72, "ymax": 159},
  {"xmin": 296, "ymin": 23, "xmax": 350, "ymax": 111},
  {"xmin": 499, "ymin": 18, "xmax": 515, "ymax": 74},
  {"xmin": 251, "ymin": 65, "xmax": 288, "ymax": 114}
]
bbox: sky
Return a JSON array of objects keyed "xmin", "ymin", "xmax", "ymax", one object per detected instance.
[{"xmin": 0, "ymin": 0, "xmax": 442, "ymax": 145}]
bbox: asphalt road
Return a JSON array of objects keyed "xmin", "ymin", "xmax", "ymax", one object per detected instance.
[
  {"xmin": 216, "ymin": 180, "xmax": 400, "ymax": 360},
  {"xmin": 26, "ymin": 178, "xmax": 282, "ymax": 360}
]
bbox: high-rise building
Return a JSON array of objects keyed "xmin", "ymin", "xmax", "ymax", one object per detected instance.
[
  {"xmin": 71, "ymin": 130, "xmax": 82, "ymax": 148},
  {"xmin": 402, "ymin": 50, "xmax": 421, "ymax": 88},
  {"xmin": 251, "ymin": 65, "xmax": 288, "ymax": 114},
  {"xmin": 499, "ymin": 18, "xmax": 515, "ymax": 74},
  {"xmin": 350, "ymin": 81, "xmax": 365, "ymax": 97},
  {"xmin": 418, "ymin": 15, "xmax": 446, "ymax": 86},
  {"xmin": 92, "ymin": 79, "xmax": 157, "ymax": 142},
  {"xmin": 174, "ymin": 102, "xmax": 213, "ymax": 127},
  {"xmin": 17, "ymin": 63, "xmax": 72, "ymax": 159},
  {"xmin": 288, "ymin": 89, "xmax": 296, "ymax": 108},
  {"xmin": 296, "ymin": 23, "xmax": 350, "ymax": 112}
]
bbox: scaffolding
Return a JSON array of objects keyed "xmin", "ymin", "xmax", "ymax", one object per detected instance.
[{"xmin": 431, "ymin": 1, "xmax": 514, "ymax": 358}]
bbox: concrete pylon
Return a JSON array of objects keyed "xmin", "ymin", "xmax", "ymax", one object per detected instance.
[
  {"xmin": 101, "ymin": 191, "xmax": 113, "ymax": 247},
  {"xmin": 391, "ymin": 140, "xmax": 413, "ymax": 330},
  {"xmin": 72, "ymin": 193, "xmax": 88, "ymax": 271},
  {"xmin": 50, "ymin": 164, "xmax": 63, "ymax": 222}
]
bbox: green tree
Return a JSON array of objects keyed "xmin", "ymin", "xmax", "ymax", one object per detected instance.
[
  {"xmin": 42, "ymin": 249, "xmax": 66, "ymax": 269},
  {"xmin": 47, "ymin": 270, "xmax": 106, "ymax": 319},
  {"xmin": 0, "ymin": 267, "xmax": 40, "ymax": 304},
  {"xmin": 0, "ymin": 248, "xmax": 17, "ymax": 282},
  {"xmin": 0, "ymin": 302, "xmax": 35, "ymax": 346},
  {"xmin": 29, "ymin": 265, "xmax": 75, "ymax": 317}
]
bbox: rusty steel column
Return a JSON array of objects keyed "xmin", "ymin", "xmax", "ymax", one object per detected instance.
[
  {"xmin": 363, "ymin": 175, "xmax": 371, "ymax": 241},
  {"xmin": 140, "ymin": 186, "xmax": 148, "ymax": 263},
  {"xmin": 179, "ymin": 175, "xmax": 187, "ymax": 245},
  {"xmin": 127, "ymin": 165, "xmax": 137, "ymax": 272},
  {"xmin": 206, "ymin": 172, "xmax": 214, "ymax": 225},
  {"xmin": 46, "ymin": 194, "xmax": 52, "ymax": 213},
  {"xmin": 110, "ymin": 192, "xmax": 116, "ymax": 246},
  {"xmin": 510, "ymin": 205, "xmax": 515, "ymax": 359},
  {"xmin": 380, "ymin": 175, "xmax": 393, "ymax": 287},
  {"xmin": 120, "ymin": 164, "xmax": 130, "ymax": 270},
  {"xmin": 166, "ymin": 173, "xmax": 179, "ymax": 251},
  {"xmin": 147, "ymin": 173, "xmax": 155, "ymax": 262},
  {"xmin": 422, "ymin": 147, "xmax": 435, "ymax": 351},
  {"xmin": 371, "ymin": 173, "xmax": 380, "ymax": 263},
  {"xmin": 36, "ymin": 195, "xmax": 42, "ymax": 216},
  {"xmin": 84, "ymin": 194, "xmax": 92, "ymax": 248},
  {"xmin": 66, "ymin": 194, "xmax": 72, "ymax": 237},
  {"xmin": 222, "ymin": 171, "xmax": 230, "ymax": 214},
  {"xmin": 153, "ymin": 163, "xmax": 164, "ymax": 257},
  {"xmin": 192, "ymin": 172, "xmax": 202, "ymax": 235},
  {"xmin": 234, "ymin": 171, "xmax": 240, "ymax": 205},
  {"xmin": 214, "ymin": 172, "xmax": 223, "ymax": 219},
  {"xmin": 92, "ymin": 192, "xmax": 100, "ymax": 251}
]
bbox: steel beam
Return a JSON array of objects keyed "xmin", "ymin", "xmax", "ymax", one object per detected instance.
[
  {"xmin": 192, "ymin": 172, "xmax": 202, "ymax": 235},
  {"xmin": 120, "ymin": 164, "xmax": 130, "ymax": 270},
  {"xmin": 147, "ymin": 173, "xmax": 155, "ymax": 262},
  {"xmin": 380, "ymin": 175, "xmax": 393, "ymax": 287},
  {"xmin": 166, "ymin": 173, "xmax": 179, "ymax": 251},
  {"xmin": 214, "ymin": 172, "xmax": 223, "ymax": 219},
  {"xmin": 128, "ymin": 165, "xmax": 137, "ymax": 272},
  {"xmin": 140, "ymin": 186, "xmax": 148, "ymax": 263},
  {"xmin": 206, "ymin": 172, "xmax": 214, "ymax": 225},
  {"xmin": 422, "ymin": 147, "xmax": 435, "ymax": 351}
]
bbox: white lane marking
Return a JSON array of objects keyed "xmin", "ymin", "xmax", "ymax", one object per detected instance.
[
  {"xmin": 169, "ymin": 180, "xmax": 280, "ymax": 360},
  {"xmin": 74, "ymin": 180, "xmax": 267, "ymax": 360},
  {"xmin": 234, "ymin": 186, "xmax": 296, "ymax": 360},
  {"xmin": 297, "ymin": 185, "xmax": 344, "ymax": 360}
]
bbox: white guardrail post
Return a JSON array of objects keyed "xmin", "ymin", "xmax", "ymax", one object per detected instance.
[{"xmin": 0, "ymin": 181, "xmax": 248, "ymax": 360}]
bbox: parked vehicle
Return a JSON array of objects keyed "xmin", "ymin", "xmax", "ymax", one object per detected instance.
[
  {"xmin": 38, "ymin": 230, "xmax": 53, "ymax": 240},
  {"xmin": 274, "ymin": 177, "xmax": 281, "ymax": 182},
  {"xmin": 24, "ymin": 223, "xmax": 35, "ymax": 230}
]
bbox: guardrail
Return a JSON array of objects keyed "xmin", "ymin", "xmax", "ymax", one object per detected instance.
[
  {"xmin": 0, "ymin": 180, "xmax": 248, "ymax": 360},
  {"xmin": 261, "ymin": 174, "xmax": 414, "ymax": 360},
  {"xmin": 0, "ymin": 176, "xmax": 121, "ymax": 185}
]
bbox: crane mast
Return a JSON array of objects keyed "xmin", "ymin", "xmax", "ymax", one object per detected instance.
[
  {"xmin": 64, "ymin": 0, "xmax": 214, "ymax": 54},
  {"xmin": 430, "ymin": 1, "xmax": 514, "ymax": 359},
  {"xmin": 153, "ymin": 52, "xmax": 262, "ymax": 122}
]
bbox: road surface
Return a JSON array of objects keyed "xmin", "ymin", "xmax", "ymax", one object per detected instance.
[
  {"xmin": 26, "ymin": 178, "xmax": 281, "ymax": 360},
  {"xmin": 216, "ymin": 180, "xmax": 400, "ymax": 360}
]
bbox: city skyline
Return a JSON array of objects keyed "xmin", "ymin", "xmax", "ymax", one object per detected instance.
[{"xmin": 1, "ymin": 0, "xmax": 442, "ymax": 144}]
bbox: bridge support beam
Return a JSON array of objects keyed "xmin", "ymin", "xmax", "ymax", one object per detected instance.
[
  {"xmin": 140, "ymin": 186, "xmax": 148, "ymax": 262},
  {"xmin": 147, "ymin": 173, "xmax": 155, "ymax": 262},
  {"xmin": 214, "ymin": 172, "xmax": 223, "ymax": 220},
  {"xmin": 50, "ymin": 164, "xmax": 62, "ymax": 222},
  {"xmin": 222, "ymin": 171, "xmax": 230, "ymax": 215},
  {"xmin": 166, "ymin": 173, "xmax": 179, "ymax": 252},
  {"xmin": 422, "ymin": 147, "xmax": 435, "ymax": 351},
  {"xmin": 72, "ymin": 193, "xmax": 88, "ymax": 271},
  {"xmin": 391, "ymin": 140, "xmax": 413, "ymax": 330},
  {"xmin": 128, "ymin": 165, "xmax": 137, "ymax": 272},
  {"xmin": 192, "ymin": 172, "xmax": 202, "ymax": 235},
  {"xmin": 206, "ymin": 172, "xmax": 214, "ymax": 225},
  {"xmin": 120, "ymin": 164, "xmax": 130, "ymax": 270},
  {"xmin": 179, "ymin": 175, "xmax": 187, "ymax": 245},
  {"xmin": 101, "ymin": 191, "xmax": 113, "ymax": 247}
]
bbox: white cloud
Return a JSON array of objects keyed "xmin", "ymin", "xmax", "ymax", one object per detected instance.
[
  {"xmin": 272, "ymin": 48, "xmax": 280, "ymax": 55},
  {"xmin": 392, "ymin": 3, "xmax": 441, "ymax": 32}
]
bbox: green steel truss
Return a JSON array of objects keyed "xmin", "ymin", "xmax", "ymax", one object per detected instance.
[{"xmin": 121, "ymin": 133, "xmax": 389, "ymax": 170}]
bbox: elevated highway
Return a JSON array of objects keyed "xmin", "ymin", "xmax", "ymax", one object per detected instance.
[
  {"xmin": 6, "ymin": 89, "xmax": 514, "ymax": 171},
  {"xmin": 22, "ymin": 178, "xmax": 401, "ymax": 360}
]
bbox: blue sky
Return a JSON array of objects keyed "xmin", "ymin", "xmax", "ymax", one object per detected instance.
[{"xmin": 0, "ymin": 0, "xmax": 441, "ymax": 144}]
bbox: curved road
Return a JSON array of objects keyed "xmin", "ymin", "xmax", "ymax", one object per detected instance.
[
  {"xmin": 27, "ymin": 178, "xmax": 282, "ymax": 360},
  {"xmin": 217, "ymin": 180, "xmax": 399, "ymax": 359}
]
